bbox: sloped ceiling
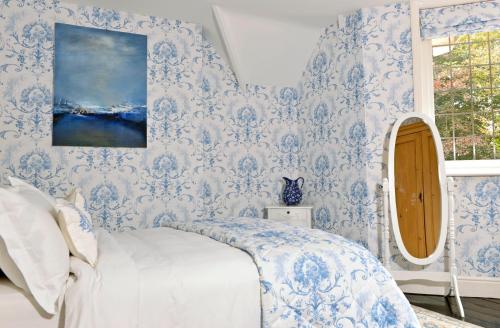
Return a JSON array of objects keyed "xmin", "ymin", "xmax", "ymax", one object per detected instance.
[
  {"xmin": 213, "ymin": 6, "xmax": 322, "ymax": 86},
  {"xmin": 66, "ymin": 0, "xmax": 398, "ymax": 85}
]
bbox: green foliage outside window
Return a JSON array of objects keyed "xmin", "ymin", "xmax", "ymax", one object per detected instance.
[{"xmin": 433, "ymin": 31, "xmax": 499, "ymax": 160}]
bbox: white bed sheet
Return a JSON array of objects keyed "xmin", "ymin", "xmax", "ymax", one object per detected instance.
[
  {"xmin": 65, "ymin": 227, "xmax": 261, "ymax": 328},
  {"xmin": 0, "ymin": 277, "xmax": 62, "ymax": 328}
]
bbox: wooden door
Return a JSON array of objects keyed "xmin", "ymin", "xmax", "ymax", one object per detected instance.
[
  {"xmin": 421, "ymin": 129, "xmax": 441, "ymax": 255},
  {"xmin": 395, "ymin": 131, "xmax": 427, "ymax": 258},
  {"xmin": 395, "ymin": 122, "xmax": 441, "ymax": 258}
]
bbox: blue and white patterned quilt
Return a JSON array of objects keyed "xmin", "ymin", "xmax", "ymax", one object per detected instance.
[{"xmin": 163, "ymin": 217, "xmax": 419, "ymax": 327}]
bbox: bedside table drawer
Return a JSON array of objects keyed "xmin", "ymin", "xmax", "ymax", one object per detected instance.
[
  {"xmin": 266, "ymin": 207, "xmax": 312, "ymax": 228},
  {"xmin": 268, "ymin": 208, "xmax": 307, "ymax": 220}
]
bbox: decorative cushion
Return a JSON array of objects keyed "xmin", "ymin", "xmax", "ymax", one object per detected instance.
[
  {"xmin": 64, "ymin": 187, "xmax": 86, "ymax": 210},
  {"xmin": 0, "ymin": 187, "xmax": 69, "ymax": 315},
  {"xmin": 56, "ymin": 195, "xmax": 97, "ymax": 267}
]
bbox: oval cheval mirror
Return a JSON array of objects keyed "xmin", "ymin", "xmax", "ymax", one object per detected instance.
[{"xmin": 388, "ymin": 113, "xmax": 448, "ymax": 266}]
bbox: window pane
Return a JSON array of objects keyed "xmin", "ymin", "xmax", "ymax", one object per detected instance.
[
  {"xmin": 449, "ymin": 43, "xmax": 470, "ymax": 66},
  {"xmin": 474, "ymin": 113, "xmax": 494, "ymax": 136},
  {"xmin": 454, "ymin": 137, "xmax": 474, "ymax": 160},
  {"xmin": 451, "ymin": 89, "xmax": 472, "ymax": 112},
  {"xmin": 451, "ymin": 66, "xmax": 471, "ymax": 89},
  {"xmin": 490, "ymin": 31, "xmax": 500, "ymax": 39},
  {"xmin": 470, "ymin": 42, "xmax": 489, "ymax": 65},
  {"xmin": 472, "ymin": 89, "xmax": 492, "ymax": 113},
  {"xmin": 492, "ymin": 65, "xmax": 500, "ymax": 88},
  {"xmin": 434, "ymin": 91, "xmax": 454, "ymax": 113},
  {"xmin": 433, "ymin": 66, "xmax": 452, "ymax": 90},
  {"xmin": 493, "ymin": 91, "xmax": 500, "ymax": 110},
  {"xmin": 492, "ymin": 40, "xmax": 500, "ymax": 64},
  {"xmin": 469, "ymin": 31, "xmax": 490, "ymax": 43},
  {"xmin": 475, "ymin": 137, "xmax": 495, "ymax": 159},
  {"xmin": 433, "ymin": 43, "xmax": 470, "ymax": 66},
  {"xmin": 453, "ymin": 113, "xmax": 474, "ymax": 137},
  {"xmin": 433, "ymin": 46, "xmax": 453, "ymax": 66},
  {"xmin": 435, "ymin": 114, "xmax": 453, "ymax": 138},
  {"xmin": 493, "ymin": 110, "xmax": 500, "ymax": 137},
  {"xmin": 454, "ymin": 34, "xmax": 470, "ymax": 42},
  {"xmin": 472, "ymin": 65, "xmax": 491, "ymax": 88},
  {"xmin": 441, "ymin": 139, "xmax": 455, "ymax": 160}
]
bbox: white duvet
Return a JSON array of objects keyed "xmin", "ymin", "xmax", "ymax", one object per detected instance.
[{"xmin": 64, "ymin": 228, "xmax": 261, "ymax": 328}]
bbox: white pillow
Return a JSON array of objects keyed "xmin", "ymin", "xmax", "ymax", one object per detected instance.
[
  {"xmin": 0, "ymin": 177, "xmax": 60, "ymax": 293},
  {"xmin": 56, "ymin": 199, "xmax": 97, "ymax": 267},
  {"xmin": 0, "ymin": 188, "xmax": 69, "ymax": 315},
  {"xmin": 0, "ymin": 236, "xmax": 29, "ymax": 290},
  {"xmin": 8, "ymin": 177, "xmax": 57, "ymax": 216},
  {"xmin": 0, "ymin": 184, "xmax": 88, "ymax": 291}
]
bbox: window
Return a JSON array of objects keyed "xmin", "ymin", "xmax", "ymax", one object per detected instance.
[
  {"xmin": 410, "ymin": 0, "xmax": 500, "ymax": 176},
  {"xmin": 432, "ymin": 31, "xmax": 499, "ymax": 161}
]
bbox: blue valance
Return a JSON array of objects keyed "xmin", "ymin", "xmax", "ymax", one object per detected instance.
[{"xmin": 420, "ymin": 0, "xmax": 500, "ymax": 39}]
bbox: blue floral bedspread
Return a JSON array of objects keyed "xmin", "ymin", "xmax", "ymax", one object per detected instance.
[{"xmin": 162, "ymin": 217, "xmax": 419, "ymax": 327}]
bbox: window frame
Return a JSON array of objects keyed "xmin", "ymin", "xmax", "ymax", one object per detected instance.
[{"xmin": 410, "ymin": 0, "xmax": 500, "ymax": 176}]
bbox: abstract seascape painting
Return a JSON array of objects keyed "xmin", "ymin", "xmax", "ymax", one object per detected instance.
[{"xmin": 53, "ymin": 23, "xmax": 147, "ymax": 148}]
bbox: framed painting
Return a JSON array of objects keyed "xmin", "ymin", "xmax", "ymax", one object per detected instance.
[{"xmin": 53, "ymin": 23, "xmax": 147, "ymax": 148}]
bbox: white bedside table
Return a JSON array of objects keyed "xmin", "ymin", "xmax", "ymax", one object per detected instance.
[{"xmin": 265, "ymin": 206, "xmax": 312, "ymax": 228}]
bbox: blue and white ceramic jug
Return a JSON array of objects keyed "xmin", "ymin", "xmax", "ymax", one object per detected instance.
[{"xmin": 282, "ymin": 177, "xmax": 304, "ymax": 206}]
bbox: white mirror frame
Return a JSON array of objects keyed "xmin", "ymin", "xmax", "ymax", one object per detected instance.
[{"xmin": 388, "ymin": 112, "xmax": 448, "ymax": 266}]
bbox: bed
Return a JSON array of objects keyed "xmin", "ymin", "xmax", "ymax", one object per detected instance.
[
  {"xmin": 1, "ymin": 217, "xmax": 419, "ymax": 327},
  {"xmin": 60, "ymin": 217, "xmax": 419, "ymax": 328}
]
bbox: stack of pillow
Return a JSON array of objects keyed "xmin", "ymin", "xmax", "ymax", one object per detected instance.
[{"xmin": 0, "ymin": 177, "xmax": 97, "ymax": 315}]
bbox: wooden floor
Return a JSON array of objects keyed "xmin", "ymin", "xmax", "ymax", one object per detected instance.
[{"xmin": 406, "ymin": 294, "xmax": 500, "ymax": 328}]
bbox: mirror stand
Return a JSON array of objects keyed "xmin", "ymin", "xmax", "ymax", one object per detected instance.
[{"xmin": 382, "ymin": 177, "xmax": 464, "ymax": 318}]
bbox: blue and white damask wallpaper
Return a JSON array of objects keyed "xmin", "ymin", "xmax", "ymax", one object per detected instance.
[
  {"xmin": 0, "ymin": 0, "xmax": 301, "ymax": 232},
  {"xmin": 299, "ymin": 2, "xmax": 498, "ymax": 278},
  {"xmin": 0, "ymin": 0, "xmax": 497, "ymax": 279}
]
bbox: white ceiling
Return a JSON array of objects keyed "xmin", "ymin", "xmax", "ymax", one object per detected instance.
[
  {"xmin": 67, "ymin": 0, "xmax": 397, "ymax": 59},
  {"xmin": 66, "ymin": 0, "xmax": 398, "ymax": 85}
]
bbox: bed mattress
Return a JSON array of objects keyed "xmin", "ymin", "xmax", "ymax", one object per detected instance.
[
  {"xmin": 0, "ymin": 277, "xmax": 61, "ymax": 328},
  {"xmin": 64, "ymin": 227, "xmax": 261, "ymax": 328}
]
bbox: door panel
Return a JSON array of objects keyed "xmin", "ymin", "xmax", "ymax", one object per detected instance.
[
  {"xmin": 422, "ymin": 129, "xmax": 441, "ymax": 255},
  {"xmin": 395, "ymin": 133, "xmax": 427, "ymax": 258}
]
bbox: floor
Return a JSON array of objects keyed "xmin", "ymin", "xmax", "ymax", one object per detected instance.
[{"xmin": 405, "ymin": 294, "xmax": 500, "ymax": 328}]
